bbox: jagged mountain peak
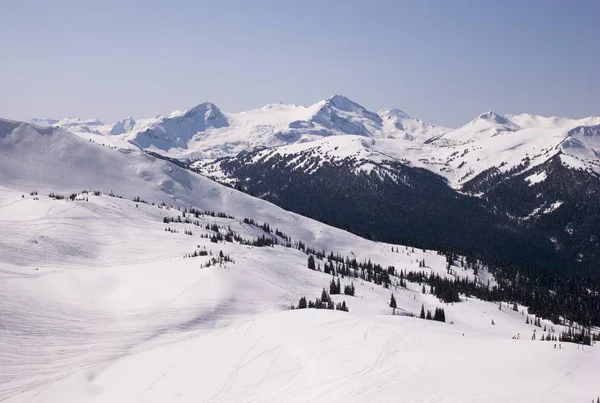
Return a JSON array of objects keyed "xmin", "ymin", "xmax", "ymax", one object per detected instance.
[
  {"xmin": 471, "ymin": 111, "xmax": 519, "ymax": 129},
  {"xmin": 184, "ymin": 102, "xmax": 221, "ymax": 117},
  {"xmin": 561, "ymin": 124, "xmax": 600, "ymax": 161},
  {"xmin": 378, "ymin": 108, "xmax": 413, "ymax": 120},
  {"xmin": 129, "ymin": 102, "xmax": 229, "ymax": 151},
  {"xmin": 309, "ymin": 95, "xmax": 382, "ymax": 136},
  {"xmin": 320, "ymin": 94, "xmax": 364, "ymax": 111},
  {"xmin": 109, "ymin": 116, "xmax": 137, "ymax": 135},
  {"xmin": 477, "ymin": 110, "xmax": 501, "ymax": 120},
  {"xmin": 180, "ymin": 102, "xmax": 228, "ymax": 129}
]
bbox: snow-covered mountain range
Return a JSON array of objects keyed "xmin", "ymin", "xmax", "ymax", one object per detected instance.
[
  {"xmin": 30, "ymin": 95, "xmax": 600, "ymax": 185},
  {"xmin": 29, "ymin": 95, "xmax": 451, "ymax": 158}
]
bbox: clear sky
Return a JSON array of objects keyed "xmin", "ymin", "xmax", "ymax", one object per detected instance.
[{"xmin": 1, "ymin": 0, "xmax": 598, "ymax": 127}]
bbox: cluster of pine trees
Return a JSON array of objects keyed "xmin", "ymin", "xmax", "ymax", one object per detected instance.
[
  {"xmin": 419, "ymin": 304, "xmax": 446, "ymax": 322},
  {"xmin": 202, "ymin": 251, "xmax": 234, "ymax": 268},
  {"xmin": 295, "ymin": 289, "xmax": 348, "ymax": 312},
  {"xmin": 307, "ymin": 254, "xmax": 394, "ymax": 288},
  {"xmin": 558, "ymin": 327, "xmax": 600, "ymax": 345},
  {"xmin": 48, "ymin": 192, "xmax": 65, "ymax": 200},
  {"xmin": 183, "ymin": 247, "xmax": 209, "ymax": 258},
  {"xmin": 329, "ymin": 279, "xmax": 355, "ymax": 297}
]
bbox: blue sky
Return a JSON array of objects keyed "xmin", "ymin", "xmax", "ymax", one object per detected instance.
[{"xmin": 1, "ymin": 0, "xmax": 598, "ymax": 127}]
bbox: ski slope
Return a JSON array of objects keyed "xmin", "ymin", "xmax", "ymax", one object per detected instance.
[
  {"xmin": 1, "ymin": 119, "xmax": 599, "ymax": 402},
  {"xmin": 0, "ymin": 187, "xmax": 598, "ymax": 403}
]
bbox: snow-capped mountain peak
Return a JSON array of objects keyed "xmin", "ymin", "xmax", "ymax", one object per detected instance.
[
  {"xmin": 561, "ymin": 124, "xmax": 600, "ymax": 164},
  {"xmin": 379, "ymin": 107, "xmax": 412, "ymax": 120},
  {"xmin": 319, "ymin": 94, "xmax": 367, "ymax": 112},
  {"xmin": 471, "ymin": 111, "xmax": 520, "ymax": 130},
  {"xmin": 128, "ymin": 102, "xmax": 229, "ymax": 151},
  {"xmin": 109, "ymin": 116, "xmax": 136, "ymax": 135},
  {"xmin": 181, "ymin": 102, "xmax": 228, "ymax": 127},
  {"xmin": 379, "ymin": 108, "xmax": 450, "ymax": 141},
  {"xmin": 309, "ymin": 95, "xmax": 383, "ymax": 137},
  {"xmin": 431, "ymin": 110, "xmax": 521, "ymax": 146},
  {"xmin": 567, "ymin": 124, "xmax": 600, "ymax": 138}
]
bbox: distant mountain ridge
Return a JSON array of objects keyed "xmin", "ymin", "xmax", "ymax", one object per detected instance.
[
  {"xmin": 28, "ymin": 95, "xmax": 452, "ymax": 158},
  {"xmin": 27, "ymin": 95, "xmax": 600, "ymax": 196}
]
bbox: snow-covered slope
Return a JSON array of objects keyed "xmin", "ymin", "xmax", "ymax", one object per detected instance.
[
  {"xmin": 108, "ymin": 116, "xmax": 136, "ymax": 135},
  {"xmin": 379, "ymin": 107, "xmax": 450, "ymax": 141},
  {"xmin": 130, "ymin": 102, "xmax": 229, "ymax": 151},
  {"xmin": 1, "ymin": 187, "xmax": 598, "ymax": 403},
  {"xmin": 560, "ymin": 124, "xmax": 600, "ymax": 172},
  {"xmin": 30, "ymin": 117, "xmax": 106, "ymax": 134},
  {"xmin": 0, "ymin": 118, "xmax": 427, "ymax": 256},
  {"xmin": 429, "ymin": 111, "xmax": 521, "ymax": 146},
  {"xmin": 505, "ymin": 113, "xmax": 600, "ymax": 130}
]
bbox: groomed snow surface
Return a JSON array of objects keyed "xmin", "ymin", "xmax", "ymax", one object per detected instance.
[{"xmin": 1, "ymin": 187, "xmax": 598, "ymax": 403}]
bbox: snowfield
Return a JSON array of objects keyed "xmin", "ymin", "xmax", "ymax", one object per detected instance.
[
  {"xmin": 1, "ymin": 119, "xmax": 599, "ymax": 402},
  {"xmin": 0, "ymin": 188, "xmax": 598, "ymax": 403}
]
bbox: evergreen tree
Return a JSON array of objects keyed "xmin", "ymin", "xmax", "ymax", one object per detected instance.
[
  {"xmin": 308, "ymin": 255, "xmax": 315, "ymax": 270},
  {"xmin": 321, "ymin": 288, "xmax": 330, "ymax": 304},
  {"xmin": 420, "ymin": 304, "xmax": 426, "ymax": 319},
  {"xmin": 298, "ymin": 296, "xmax": 307, "ymax": 309},
  {"xmin": 432, "ymin": 307, "xmax": 446, "ymax": 323},
  {"xmin": 336, "ymin": 301, "xmax": 349, "ymax": 312},
  {"xmin": 426, "ymin": 310, "xmax": 432, "ymax": 320},
  {"xmin": 330, "ymin": 279, "xmax": 338, "ymax": 295},
  {"xmin": 389, "ymin": 293, "xmax": 397, "ymax": 315}
]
